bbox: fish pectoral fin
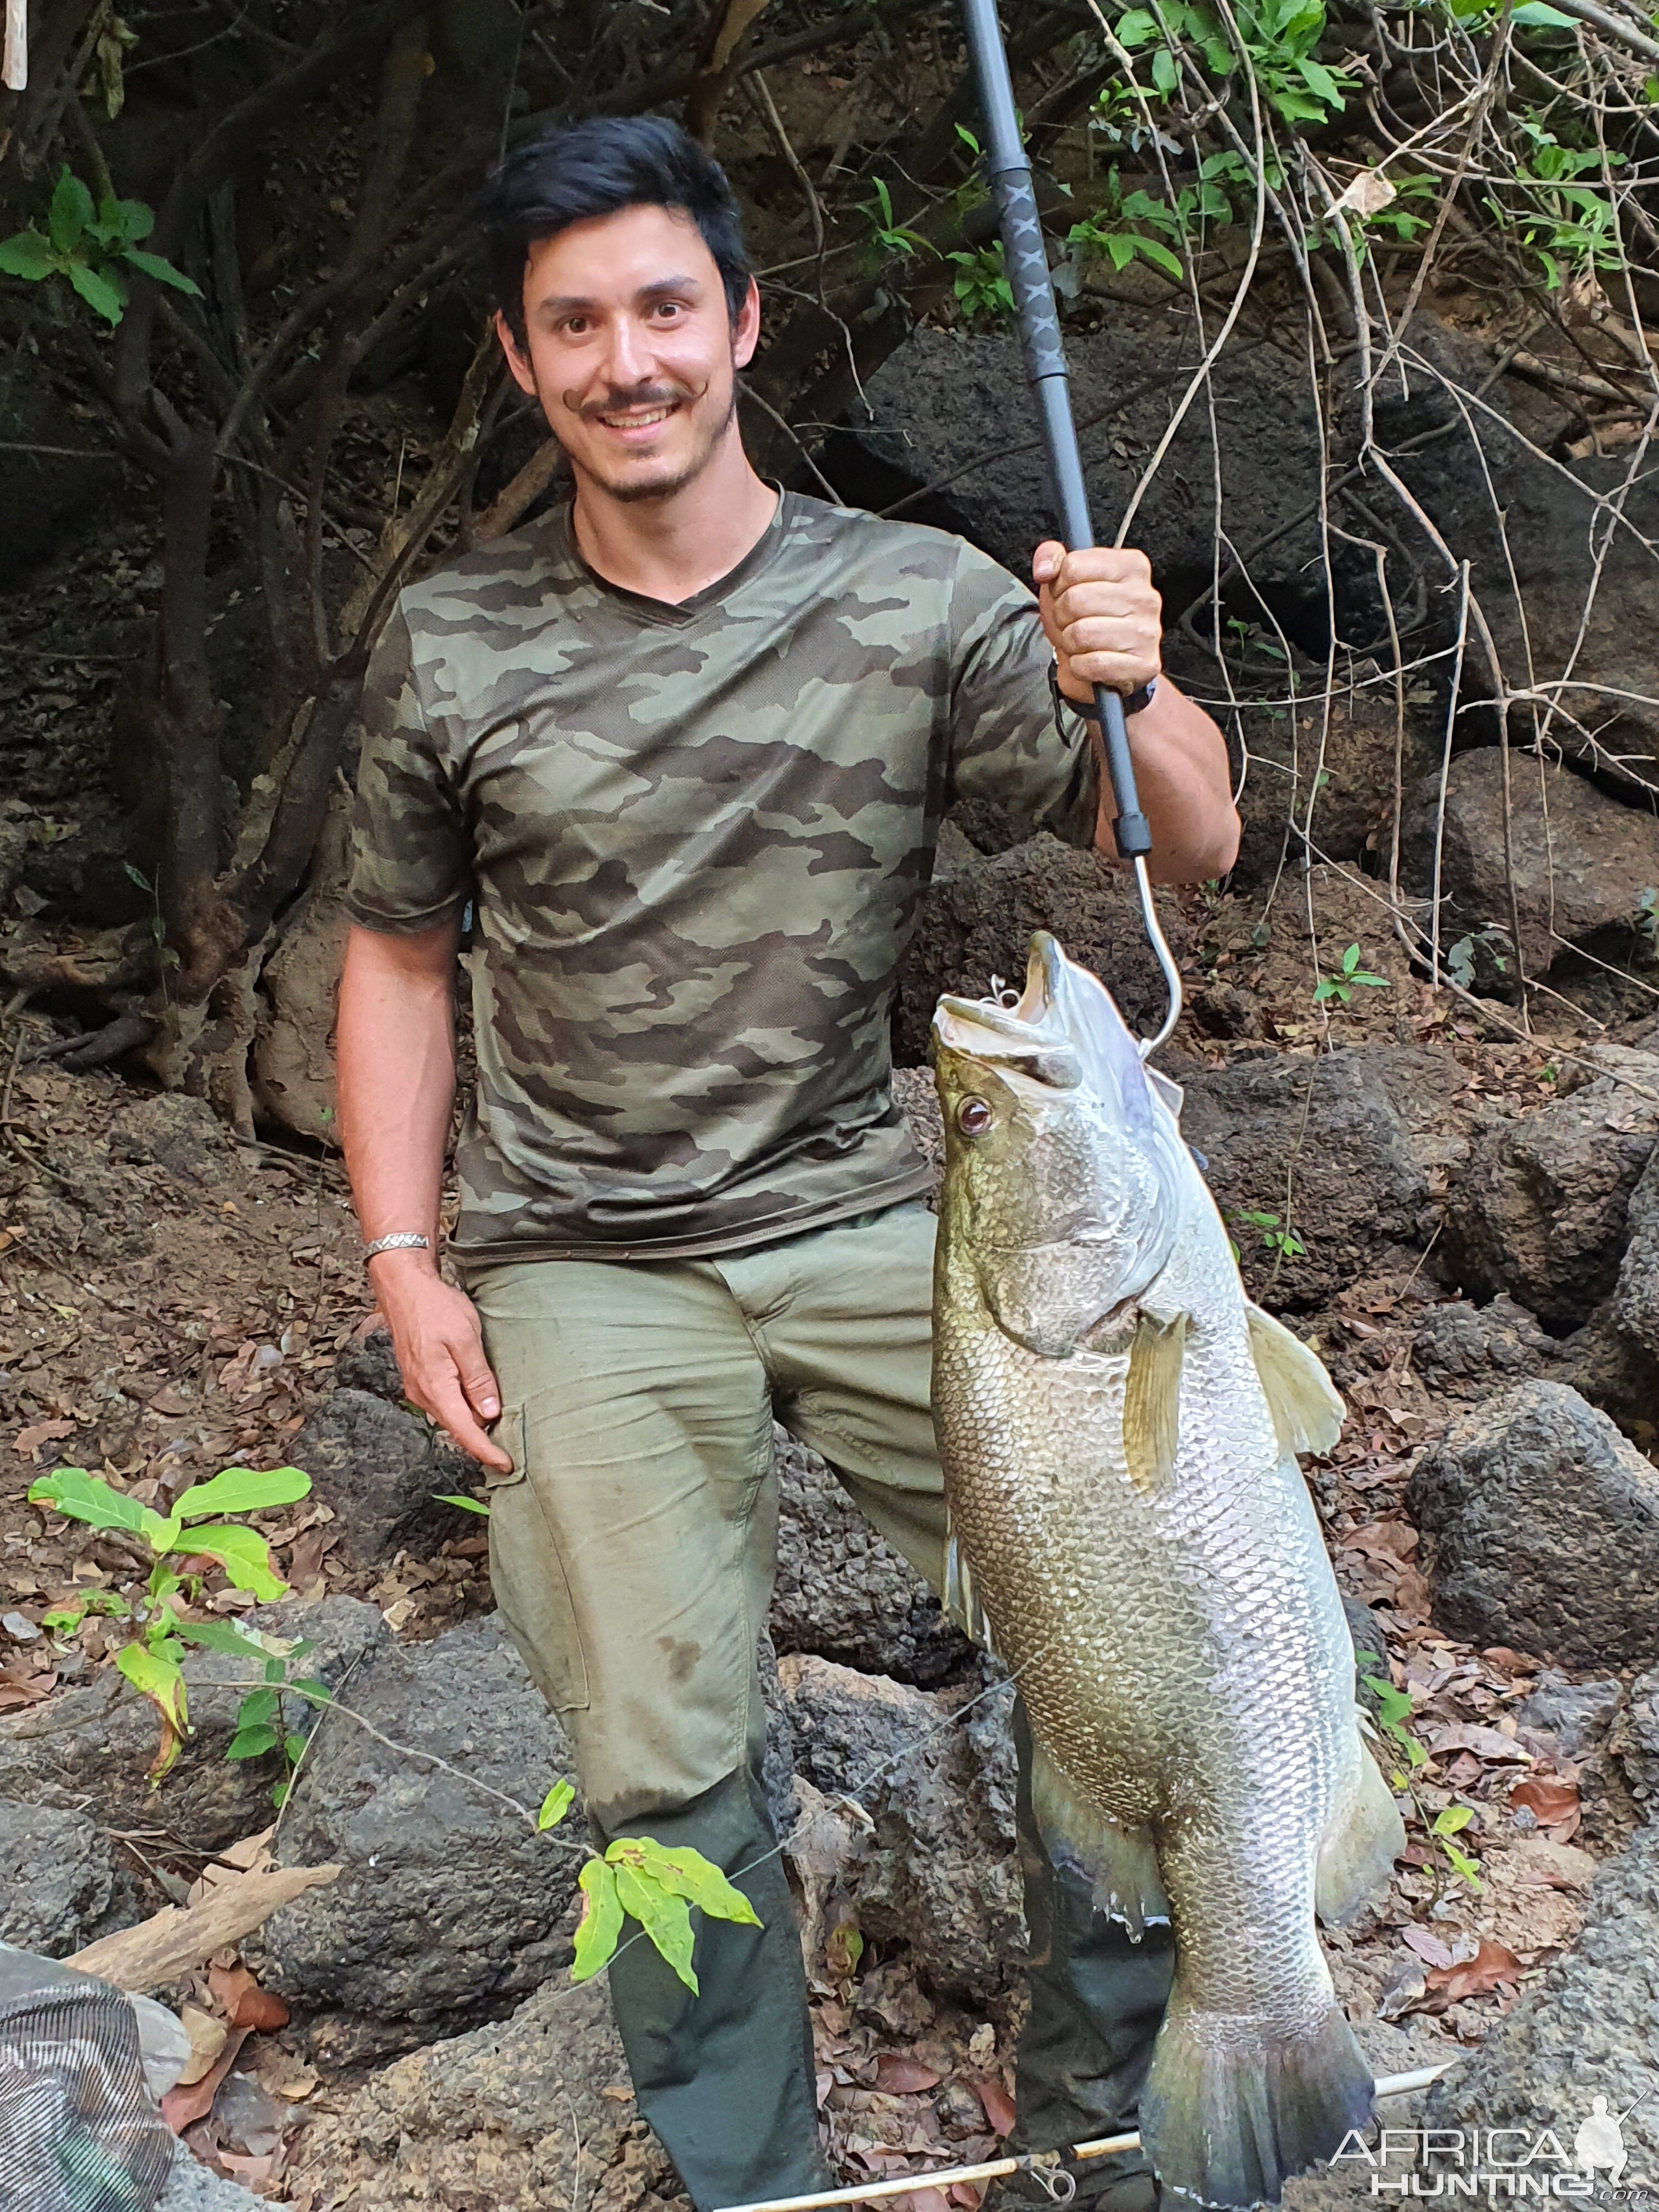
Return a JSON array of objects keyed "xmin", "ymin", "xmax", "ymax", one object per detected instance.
[
  {"xmin": 1316, "ymin": 1739, "xmax": 1408, "ymax": 1926},
  {"xmin": 943, "ymin": 1511, "xmax": 997, "ymax": 1657},
  {"xmin": 1030, "ymin": 1742, "xmax": 1169, "ymax": 1939},
  {"xmin": 1123, "ymin": 1311, "xmax": 1186, "ymax": 1494},
  {"xmin": 1245, "ymin": 1301, "xmax": 1346, "ymax": 1459}
]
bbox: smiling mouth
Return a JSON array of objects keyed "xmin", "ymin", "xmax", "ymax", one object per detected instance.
[{"xmin": 594, "ymin": 402, "xmax": 680, "ymax": 432}]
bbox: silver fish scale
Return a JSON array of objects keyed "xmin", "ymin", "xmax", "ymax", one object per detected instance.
[{"xmin": 933, "ymin": 1166, "xmax": 1361, "ymax": 2045}]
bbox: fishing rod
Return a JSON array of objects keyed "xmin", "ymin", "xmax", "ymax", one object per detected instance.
[
  {"xmin": 713, "ymin": 2066, "xmax": 1455, "ymax": 2212},
  {"xmin": 957, "ymin": 0, "xmax": 1183, "ymax": 1060}
]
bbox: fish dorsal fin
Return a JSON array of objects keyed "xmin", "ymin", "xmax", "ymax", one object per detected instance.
[
  {"xmin": 1245, "ymin": 1302, "xmax": 1346, "ymax": 1459},
  {"xmin": 1146, "ymin": 1066, "xmax": 1185, "ymax": 1120},
  {"xmin": 1123, "ymin": 1311, "xmax": 1186, "ymax": 1494}
]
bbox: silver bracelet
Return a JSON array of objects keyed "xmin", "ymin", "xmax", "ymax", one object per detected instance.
[{"xmin": 364, "ymin": 1232, "xmax": 431, "ymax": 1262}]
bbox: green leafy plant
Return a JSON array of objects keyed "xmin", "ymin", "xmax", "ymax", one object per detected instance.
[
  {"xmin": 1314, "ymin": 943, "xmax": 1389, "ymax": 1006},
  {"xmin": 30, "ymin": 1463, "xmax": 311, "ymax": 1782},
  {"xmin": 0, "ymin": 167, "xmax": 200, "ymax": 327},
  {"xmin": 1487, "ymin": 127, "xmax": 1626, "ymax": 290},
  {"xmin": 122, "ymin": 862, "xmax": 179, "ymax": 1003},
  {"xmin": 1065, "ymin": 168, "xmax": 1186, "ymax": 282},
  {"xmin": 1239, "ymin": 1208, "xmax": 1306, "ymax": 1261},
  {"xmin": 946, "ymin": 242, "xmax": 1016, "ymax": 325},
  {"xmin": 435, "ymin": 1491, "xmax": 490, "ymax": 1515},
  {"xmin": 1357, "ymin": 1658, "xmax": 1429, "ymax": 1785},
  {"xmin": 1112, "ymin": 0, "xmax": 1355, "ymax": 127},
  {"xmin": 537, "ymin": 1781, "xmax": 762, "ymax": 1993},
  {"xmin": 1445, "ymin": 926, "xmax": 1512, "ymax": 990},
  {"xmin": 859, "ymin": 176, "xmax": 932, "ymax": 264},
  {"xmin": 1431, "ymin": 1802, "xmax": 1483, "ymax": 1891}
]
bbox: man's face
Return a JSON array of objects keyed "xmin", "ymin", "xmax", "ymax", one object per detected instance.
[{"xmin": 498, "ymin": 202, "xmax": 759, "ymax": 505}]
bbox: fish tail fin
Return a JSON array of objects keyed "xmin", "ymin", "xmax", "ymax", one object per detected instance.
[
  {"xmin": 1142, "ymin": 1993, "xmax": 1374, "ymax": 2207},
  {"xmin": 1317, "ymin": 1739, "xmax": 1407, "ymax": 1927}
]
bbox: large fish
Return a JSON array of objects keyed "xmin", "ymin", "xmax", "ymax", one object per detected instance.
[{"xmin": 930, "ymin": 933, "xmax": 1404, "ymax": 2209}]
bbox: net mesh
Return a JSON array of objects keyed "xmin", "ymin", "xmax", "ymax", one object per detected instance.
[{"xmin": 0, "ymin": 1969, "xmax": 173, "ymax": 2212}]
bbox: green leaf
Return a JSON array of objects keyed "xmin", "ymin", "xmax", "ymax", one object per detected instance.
[
  {"xmin": 42, "ymin": 1606, "xmax": 89, "ymax": 1633},
  {"xmin": 67, "ymin": 258, "xmax": 126, "ymax": 325},
  {"xmin": 434, "ymin": 1493, "xmax": 490, "ymax": 1515},
  {"xmin": 1116, "ymin": 8, "xmax": 1159, "ymax": 43},
  {"xmin": 272, "ymin": 1780, "xmax": 290, "ymax": 1808},
  {"xmin": 1432, "ymin": 1804, "xmax": 1475, "ymax": 1836},
  {"xmin": 571, "ymin": 1857, "xmax": 625, "ymax": 1982},
  {"xmin": 292, "ymin": 1678, "xmax": 334, "ymax": 1705},
  {"xmin": 1135, "ymin": 236, "xmax": 1184, "ymax": 278},
  {"xmin": 0, "ymin": 229, "xmax": 58, "ymax": 280},
  {"xmin": 539, "ymin": 1780, "xmax": 577, "ymax": 1831},
  {"xmin": 236, "ymin": 1688, "xmax": 281, "ymax": 1730},
  {"xmin": 172, "ymin": 1465, "xmax": 311, "ymax": 1521},
  {"xmin": 120, "ymin": 247, "xmax": 202, "ymax": 297},
  {"xmin": 284, "ymin": 1733, "xmax": 306, "ymax": 1763},
  {"xmin": 30, "ymin": 1468, "xmax": 177, "ymax": 1551},
  {"xmin": 1439, "ymin": 1836, "xmax": 1483, "ymax": 1889},
  {"xmin": 1296, "ymin": 55, "xmax": 1347, "ymax": 105},
  {"xmin": 49, "ymin": 168, "xmax": 94, "ymax": 253},
  {"xmin": 626, "ymin": 1839, "xmax": 764, "ymax": 1928},
  {"xmin": 116, "ymin": 1640, "xmax": 189, "ymax": 1776},
  {"xmin": 173, "ymin": 1617, "xmax": 273, "ymax": 1660},
  {"xmin": 611, "ymin": 1855, "xmax": 698, "ymax": 1993},
  {"xmin": 1511, "ymin": 2, "xmax": 1577, "ymax": 22},
  {"xmin": 180, "ymin": 1523, "xmax": 287, "ymax": 1603},
  {"xmin": 1150, "ymin": 45, "xmax": 1178, "ymax": 92},
  {"xmin": 225, "ymin": 1724, "xmax": 280, "ymax": 1760},
  {"xmin": 102, "ymin": 195, "xmax": 154, "ymax": 244}
]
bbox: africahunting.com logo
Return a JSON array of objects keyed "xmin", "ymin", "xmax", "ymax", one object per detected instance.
[{"xmin": 1330, "ymin": 2096, "xmax": 1652, "ymax": 2199}]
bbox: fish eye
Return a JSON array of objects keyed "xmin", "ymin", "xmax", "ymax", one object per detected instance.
[{"xmin": 957, "ymin": 1096, "xmax": 994, "ymax": 1137}]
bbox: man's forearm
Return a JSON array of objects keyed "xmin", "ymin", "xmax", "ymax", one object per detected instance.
[
  {"xmin": 1091, "ymin": 678, "xmax": 1239, "ymax": 884},
  {"xmin": 336, "ymin": 920, "xmax": 461, "ymax": 1252}
]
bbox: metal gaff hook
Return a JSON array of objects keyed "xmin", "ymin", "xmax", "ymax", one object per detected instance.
[{"xmin": 957, "ymin": 0, "xmax": 1185, "ymax": 1062}]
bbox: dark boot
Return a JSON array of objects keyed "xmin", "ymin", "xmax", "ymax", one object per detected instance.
[
  {"xmin": 590, "ymin": 1761, "xmax": 832, "ymax": 2211},
  {"xmin": 995, "ymin": 1703, "xmax": 1176, "ymax": 2209}
]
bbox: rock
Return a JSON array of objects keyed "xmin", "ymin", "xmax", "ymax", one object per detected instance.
[
  {"xmin": 893, "ymin": 833, "xmax": 1190, "ymax": 1069},
  {"xmin": 826, "ymin": 324, "xmax": 1325, "ymax": 632},
  {"xmin": 1180, "ymin": 1048, "xmax": 1429, "ymax": 1310},
  {"xmin": 0, "ymin": 1799, "xmax": 115, "ymax": 1955},
  {"xmin": 261, "ymin": 1613, "xmax": 585, "ymax": 2058},
  {"xmin": 1612, "ymin": 1668, "xmax": 1659, "ymax": 1818},
  {"xmin": 1611, "ymin": 1145, "xmax": 1659, "ymax": 1363},
  {"xmin": 1440, "ymin": 1071, "xmax": 1659, "ymax": 1329},
  {"xmin": 1407, "ymin": 1381, "xmax": 1659, "ymax": 1668},
  {"xmin": 778, "ymin": 1652, "xmax": 1022, "ymax": 2011},
  {"xmin": 1411, "ymin": 1295, "xmax": 1561, "ymax": 1394},
  {"xmin": 252, "ymin": 783, "xmax": 352, "ymax": 1144},
  {"xmin": 1232, "ymin": 671, "xmax": 1440, "ymax": 890},
  {"xmin": 770, "ymin": 1431, "xmax": 969, "ymax": 1686},
  {"xmin": 286, "ymin": 1972, "xmax": 684, "ymax": 2212},
  {"xmin": 106, "ymin": 1091, "xmax": 240, "ymax": 1185},
  {"xmin": 1513, "ymin": 1670, "xmax": 1622, "ymax": 1761},
  {"xmin": 0, "ymin": 1595, "xmax": 386, "ymax": 1854},
  {"xmin": 333, "ymin": 1324, "xmax": 405, "ymax": 1403},
  {"xmin": 1421, "ymin": 1824, "xmax": 1659, "ymax": 2177},
  {"xmin": 157, "ymin": 2150, "xmax": 268, "ymax": 2212},
  {"xmin": 1389, "ymin": 338, "xmax": 1659, "ymax": 804},
  {"xmin": 1418, "ymin": 747, "xmax": 1659, "ymax": 984},
  {"xmin": 290, "ymin": 1387, "xmax": 481, "ymax": 1565}
]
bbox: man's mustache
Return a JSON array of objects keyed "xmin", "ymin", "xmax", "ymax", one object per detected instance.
[{"xmin": 570, "ymin": 379, "xmax": 706, "ymax": 422}]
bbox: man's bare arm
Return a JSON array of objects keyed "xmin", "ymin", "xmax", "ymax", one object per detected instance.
[
  {"xmin": 336, "ymin": 919, "xmax": 512, "ymax": 1471},
  {"xmin": 1033, "ymin": 540, "xmax": 1240, "ymax": 884}
]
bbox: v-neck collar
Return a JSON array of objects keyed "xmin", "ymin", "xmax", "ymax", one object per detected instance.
[{"xmin": 554, "ymin": 487, "xmax": 793, "ymax": 626}]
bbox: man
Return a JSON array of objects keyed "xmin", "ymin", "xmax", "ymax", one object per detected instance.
[{"xmin": 337, "ymin": 114, "xmax": 1238, "ymax": 2212}]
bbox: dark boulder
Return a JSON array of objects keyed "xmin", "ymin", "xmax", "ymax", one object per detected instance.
[
  {"xmin": 262, "ymin": 1613, "xmax": 585, "ymax": 2059},
  {"xmin": 0, "ymin": 1799, "xmax": 119, "ymax": 1956},
  {"xmin": 1407, "ymin": 1381, "xmax": 1659, "ymax": 1668},
  {"xmin": 290, "ymin": 1387, "xmax": 481, "ymax": 1565},
  {"xmin": 1440, "ymin": 1069, "xmax": 1659, "ymax": 1328},
  {"xmin": 1411, "ymin": 1295, "xmax": 1561, "ymax": 1395}
]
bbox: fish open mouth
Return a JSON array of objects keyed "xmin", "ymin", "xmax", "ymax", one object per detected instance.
[{"xmin": 934, "ymin": 933, "xmax": 1071, "ymax": 1065}]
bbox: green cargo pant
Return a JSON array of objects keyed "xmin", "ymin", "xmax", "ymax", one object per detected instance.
[{"xmin": 471, "ymin": 1200, "xmax": 1173, "ymax": 2210}]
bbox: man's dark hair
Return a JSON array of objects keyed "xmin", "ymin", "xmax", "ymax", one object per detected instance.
[{"xmin": 478, "ymin": 116, "xmax": 751, "ymax": 347}]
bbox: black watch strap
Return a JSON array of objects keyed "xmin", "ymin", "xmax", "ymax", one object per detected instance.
[{"xmin": 1052, "ymin": 670, "xmax": 1159, "ymax": 723}]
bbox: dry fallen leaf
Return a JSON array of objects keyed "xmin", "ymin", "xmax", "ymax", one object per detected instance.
[
  {"xmin": 12, "ymin": 1419, "xmax": 76, "ymax": 1457},
  {"xmin": 1509, "ymin": 1777, "xmax": 1579, "ymax": 1827},
  {"xmin": 175, "ymin": 2004, "xmax": 230, "ymax": 2089},
  {"xmin": 1425, "ymin": 1939, "xmax": 1525, "ymax": 2004},
  {"xmin": 161, "ymin": 2027, "xmax": 249, "ymax": 2134},
  {"xmin": 208, "ymin": 1959, "xmax": 290, "ymax": 2033},
  {"xmin": 973, "ymin": 2074, "xmax": 1017, "ymax": 2137},
  {"xmin": 1428, "ymin": 1723, "xmax": 1533, "ymax": 1764},
  {"xmin": 874, "ymin": 2053, "xmax": 944, "ymax": 2095}
]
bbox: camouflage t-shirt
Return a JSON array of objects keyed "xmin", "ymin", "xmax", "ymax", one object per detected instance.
[{"xmin": 345, "ymin": 489, "xmax": 1099, "ymax": 1266}]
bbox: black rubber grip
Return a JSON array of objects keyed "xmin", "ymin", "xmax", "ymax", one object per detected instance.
[{"xmin": 989, "ymin": 163, "xmax": 1067, "ymax": 383}]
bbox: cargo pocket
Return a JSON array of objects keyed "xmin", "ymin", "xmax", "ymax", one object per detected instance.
[{"xmin": 485, "ymin": 1404, "xmax": 592, "ymax": 1714}]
